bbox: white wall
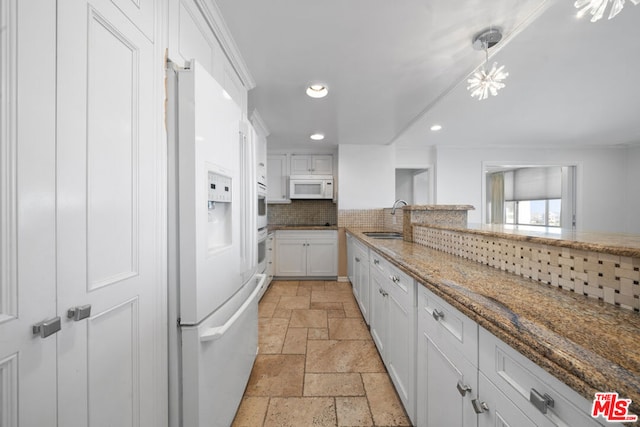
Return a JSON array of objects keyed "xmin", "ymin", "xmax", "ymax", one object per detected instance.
[
  {"xmin": 338, "ymin": 145, "xmax": 395, "ymax": 209},
  {"xmin": 626, "ymin": 145, "xmax": 640, "ymax": 234},
  {"xmin": 395, "ymin": 145, "xmax": 436, "ymax": 168},
  {"xmin": 435, "ymin": 146, "xmax": 631, "ymax": 233}
]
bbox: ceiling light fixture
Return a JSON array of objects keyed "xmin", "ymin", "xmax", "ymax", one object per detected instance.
[
  {"xmin": 310, "ymin": 133, "xmax": 325, "ymax": 141},
  {"xmin": 306, "ymin": 84, "xmax": 328, "ymax": 98},
  {"xmin": 575, "ymin": 0, "xmax": 639, "ymax": 22},
  {"xmin": 467, "ymin": 28, "xmax": 509, "ymax": 101},
  {"xmin": 430, "ymin": 124, "xmax": 442, "ymax": 131}
]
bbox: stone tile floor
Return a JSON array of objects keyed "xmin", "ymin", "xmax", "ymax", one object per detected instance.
[{"xmin": 232, "ymin": 280, "xmax": 412, "ymax": 427}]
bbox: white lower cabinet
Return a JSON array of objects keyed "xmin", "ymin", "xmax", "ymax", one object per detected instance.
[
  {"xmin": 368, "ymin": 253, "xmax": 416, "ymax": 425},
  {"xmin": 350, "ymin": 236, "xmax": 371, "ymax": 324},
  {"xmin": 274, "ymin": 230, "xmax": 337, "ymax": 277},
  {"xmin": 417, "ymin": 284, "xmax": 478, "ymax": 427},
  {"xmin": 417, "ymin": 284, "xmax": 607, "ymax": 427},
  {"xmin": 477, "ymin": 372, "xmax": 538, "ymax": 427},
  {"xmin": 478, "ymin": 327, "xmax": 609, "ymax": 427},
  {"xmin": 266, "ymin": 232, "xmax": 275, "ymax": 285},
  {"xmin": 346, "ymin": 238, "xmax": 606, "ymax": 427}
]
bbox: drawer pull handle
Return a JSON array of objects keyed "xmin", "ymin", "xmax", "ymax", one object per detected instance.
[
  {"xmin": 355, "ymin": 257, "xmax": 360, "ymax": 262},
  {"xmin": 378, "ymin": 288, "xmax": 388, "ymax": 297},
  {"xmin": 456, "ymin": 381, "xmax": 472, "ymax": 397},
  {"xmin": 389, "ymin": 275, "xmax": 399, "ymax": 283},
  {"xmin": 432, "ymin": 309, "xmax": 444, "ymax": 321},
  {"xmin": 530, "ymin": 389, "xmax": 554, "ymax": 414},
  {"xmin": 472, "ymin": 399, "xmax": 489, "ymax": 414},
  {"xmin": 373, "ymin": 259, "xmax": 379, "ymax": 265}
]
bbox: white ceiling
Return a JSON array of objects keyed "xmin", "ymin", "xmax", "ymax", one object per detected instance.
[{"xmin": 214, "ymin": 0, "xmax": 640, "ymax": 150}]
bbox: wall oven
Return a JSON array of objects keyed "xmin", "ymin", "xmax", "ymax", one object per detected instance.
[{"xmin": 257, "ymin": 183, "xmax": 267, "ymax": 229}]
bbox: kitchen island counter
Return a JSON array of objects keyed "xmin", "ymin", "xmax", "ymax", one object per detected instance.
[{"xmin": 346, "ymin": 227, "xmax": 640, "ymax": 415}]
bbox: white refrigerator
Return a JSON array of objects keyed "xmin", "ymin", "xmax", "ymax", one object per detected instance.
[{"xmin": 167, "ymin": 60, "xmax": 262, "ymax": 427}]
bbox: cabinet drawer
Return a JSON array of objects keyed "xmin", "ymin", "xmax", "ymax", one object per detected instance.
[
  {"xmin": 418, "ymin": 284, "xmax": 478, "ymax": 367},
  {"xmin": 479, "ymin": 327, "xmax": 609, "ymax": 427},
  {"xmin": 387, "ymin": 263, "xmax": 414, "ymax": 309},
  {"xmin": 369, "ymin": 251, "xmax": 387, "ymax": 276}
]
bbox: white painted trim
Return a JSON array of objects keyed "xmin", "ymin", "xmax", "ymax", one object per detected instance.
[
  {"xmin": 195, "ymin": 0, "xmax": 255, "ymax": 89},
  {"xmin": 250, "ymin": 110, "xmax": 270, "ymax": 137},
  {"xmin": 0, "ymin": 0, "xmax": 17, "ymax": 321},
  {"xmin": 337, "ymin": 276, "xmax": 350, "ymax": 283}
]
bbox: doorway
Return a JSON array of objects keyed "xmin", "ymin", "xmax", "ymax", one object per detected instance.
[{"xmin": 395, "ymin": 168, "xmax": 431, "ymax": 205}]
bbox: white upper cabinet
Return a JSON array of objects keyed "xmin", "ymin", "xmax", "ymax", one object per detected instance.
[
  {"xmin": 267, "ymin": 154, "xmax": 289, "ymax": 203},
  {"xmin": 290, "ymin": 154, "xmax": 333, "ymax": 175}
]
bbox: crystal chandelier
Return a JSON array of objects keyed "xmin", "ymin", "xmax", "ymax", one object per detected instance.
[
  {"xmin": 467, "ymin": 28, "xmax": 509, "ymax": 101},
  {"xmin": 575, "ymin": 0, "xmax": 639, "ymax": 22}
]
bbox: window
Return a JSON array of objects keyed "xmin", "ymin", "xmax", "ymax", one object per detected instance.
[
  {"xmin": 505, "ymin": 199, "xmax": 561, "ymax": 227},
  {"xmin": 487, "ymin": 165, "xmax": 574, "ymax": 229}
]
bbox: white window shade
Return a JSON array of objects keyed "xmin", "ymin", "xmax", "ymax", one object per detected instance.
[{"xmin": 505, "ymin": 167, "xmax": 562, "ymax": 201}]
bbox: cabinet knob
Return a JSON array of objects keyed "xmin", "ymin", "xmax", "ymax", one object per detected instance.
[
  {"xmin": 373, "ymin": 259, "xmax": 379, "ymax": 265},
  {"xmin": 456, "ymin": 381, "xmax": 472, "ymax": 397},
  {"xmin": 355, "ymin": 257, "xmax": 360, "ymax": 262},
  {"xmin": 432, "ymin": 309, "xmax": 444, "ymax": 321},
  {"xmin": 378, "ymin": 288, "xmax": 388, "ymax": 297}
]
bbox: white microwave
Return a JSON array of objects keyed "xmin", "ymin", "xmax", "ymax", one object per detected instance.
[{"xmin": 289, "ymin": 175, "xmax": 334, "ymax": 199}]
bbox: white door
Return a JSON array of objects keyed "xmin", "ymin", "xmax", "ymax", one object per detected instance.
[
  {"xmin": 56, "ymin": 1, "xmax": 165, "ymax": 426},
  {"xmin": 0, "ymin": 1, "xmax": 58, "ymax": 425}
]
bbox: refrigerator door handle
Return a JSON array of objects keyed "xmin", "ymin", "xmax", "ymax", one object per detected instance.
[{"xmin": 199, "ymin": 274, "xmax": 266, "ymax": 342}]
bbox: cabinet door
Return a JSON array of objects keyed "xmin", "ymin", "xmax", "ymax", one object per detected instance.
[
  {"xmin": 275, "ymin": 239, "xmax": 306, "ymax": 276},
  {"xmin": 369, "ymin": 267, "xmax": 388, "ymax": 358},
  {"xmin": 387, "ymin": 281, "xmax": 416, "ymax": 424},
  {"xmin": 290, "ymin": 155, "xmax": 312, "ymax": 174},
  {"xmin": 354, "ymin": 244, "xmax": 370, "ymax": 324},
  {"xmin": 478, "ymin": 373, "xmax": 537, "ymax": 427},
  {"xmin": 417, "ymin": 327, "xmax": 478, "ymax": 427},
  {"xmin": 346, "ymin": 234, "xmax": 355, "ymax": 284},
  {"xmin": 306, "ymin": 238, "xmax": 337, "ymax": 276},
  {"xmin": 311, "ymin": 155, "xmax": 333, "ymax": 174},
  {"xmin": 267, "ymin": 154, "xmax": 288, "ymax": 202}
]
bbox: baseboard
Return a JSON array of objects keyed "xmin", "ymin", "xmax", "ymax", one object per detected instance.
[{"xmin": 337, "ymin": 276, "xmax": 349, "ymax": 282}]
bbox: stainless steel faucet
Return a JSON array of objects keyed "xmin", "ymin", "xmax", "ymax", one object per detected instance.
[{"xmin": 391, "ymin": 199, "xmax": 408, "ymax": 215}]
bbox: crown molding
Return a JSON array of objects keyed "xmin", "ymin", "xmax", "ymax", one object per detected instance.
[
  {"xmin": 195, "ymin": 0, "xmax": 256, "ymax": 90},
  {"xmin": 250, "ymin": 110, "xmax": 270, "ymax": 137}
]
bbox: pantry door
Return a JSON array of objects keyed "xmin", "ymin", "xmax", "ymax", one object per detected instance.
[
  {"xmin": 0, "ymin": 0, "xmax": 58, "ymax": 425},
  {"xmin": 56, "ymin": 0, "xmax": 166, "ymax": 426}
]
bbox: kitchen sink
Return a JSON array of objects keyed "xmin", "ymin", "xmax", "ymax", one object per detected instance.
[{"xmin": 363, "ymin": 231, "xmax": 403, "ymax": 239}]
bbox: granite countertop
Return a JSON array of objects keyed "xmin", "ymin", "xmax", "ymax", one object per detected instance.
[
  {"xmin": 425, "ymin": 223, "xmax": 640, "ymax": 258},
  {"xmin": 269, "ymin": 224, "xmax": 338, "ymax": 231},
  {"xmin": 346, "ymin": 227, "xmax": 640, "ymax": 416}
]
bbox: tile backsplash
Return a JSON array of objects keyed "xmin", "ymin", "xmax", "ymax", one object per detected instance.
[
  {"xmin": 413, "ymin": 225, "xmax": 640, "ymax": 312},
  {"xmin": 268, "ymin": 200, "xmax": 337, "ymax": 225}
]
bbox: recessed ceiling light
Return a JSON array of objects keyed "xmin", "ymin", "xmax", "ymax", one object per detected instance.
[
  {"xmin": 306, "ymin": 84, "xmax": 328, "ymax": 98},
  {"xmin": 310, "ymin": 133, "xmax": 325, "ymax": 141},
  {"xmin": 430, "ymin": 124, "xmax": 442, "ymax": 131}
]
